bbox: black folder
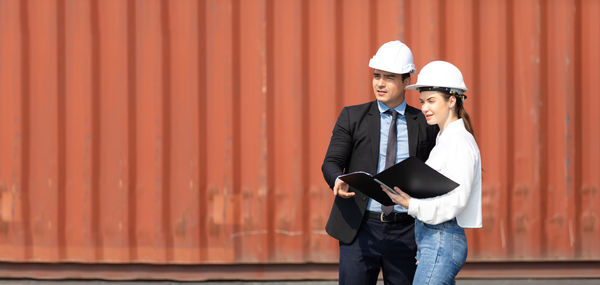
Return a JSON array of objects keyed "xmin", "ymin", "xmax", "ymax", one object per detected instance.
[{"xmin": 338, "ymin": 156, "xmax": 459, "ymax": 206}]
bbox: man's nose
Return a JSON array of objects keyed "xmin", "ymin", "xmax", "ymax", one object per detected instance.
[{"xmin": 376, "ymin": 78, "xmax": 385, "ymax": 87}]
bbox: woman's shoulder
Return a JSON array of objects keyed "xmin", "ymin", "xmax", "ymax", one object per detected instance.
[{"xmin": 442, "ymin": 123, "xmax": 480, "ymax": 154}]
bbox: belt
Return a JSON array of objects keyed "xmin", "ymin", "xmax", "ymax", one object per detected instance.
[{"xmin": 365, "ymin": 211, "xmax": 414, "ymax": 223}]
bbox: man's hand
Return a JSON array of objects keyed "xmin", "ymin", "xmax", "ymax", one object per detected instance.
[
  {"xmin": 333, "ymin": 178, "xmax": 355, "ymax": 198},
  {"xmin": 381, "ymin": 185, "xmax": 411, "ymax": 208}
]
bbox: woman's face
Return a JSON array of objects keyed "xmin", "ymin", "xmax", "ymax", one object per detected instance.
[{"xmin": 419, "ymin": 91, "xmax": 456, "ymax": 128}]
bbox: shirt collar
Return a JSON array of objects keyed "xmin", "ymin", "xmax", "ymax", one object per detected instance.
[
  {"xmin": 377, "ymin": 100, "xmax": 406, "ymax": 116},
  {"xmin": 445, "ymin": 118, "xmax": 464, "ymax": 132},
  {"xmin": 438, "ymin": 118, "xmax": 465, "ymax": 139}
]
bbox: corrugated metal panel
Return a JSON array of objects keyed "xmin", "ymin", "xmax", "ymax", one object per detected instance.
[
  {"xmin": 0, "ymin": 261, "xmax": 599, "ymax": 280},
  {"xmin": 0, "ymin": 0, "xmax": 599, "ymax": 265}
]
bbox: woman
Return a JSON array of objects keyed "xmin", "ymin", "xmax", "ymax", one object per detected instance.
[{"xmin": 381, "ymin": 60, "xmax": 482, "ymax": 284}]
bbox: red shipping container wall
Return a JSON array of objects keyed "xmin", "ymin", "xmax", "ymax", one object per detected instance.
[{"xmin": 1, "ymin": 0, "xmax": 599, "ymax": 265}]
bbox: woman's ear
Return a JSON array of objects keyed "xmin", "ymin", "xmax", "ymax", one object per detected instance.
[{"xmin": 448, "ymin": 95, "xmax": 457, "ymax": 109}]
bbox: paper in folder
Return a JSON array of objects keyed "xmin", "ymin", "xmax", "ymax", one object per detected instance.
[{"xmin": 338, "ymin": 156, "xmax": 459, "ymax": 206}]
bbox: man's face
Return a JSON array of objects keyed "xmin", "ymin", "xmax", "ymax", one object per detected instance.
[{"xmin": 372, "ymin": 69, "xmax": 409, "ymax": 108}]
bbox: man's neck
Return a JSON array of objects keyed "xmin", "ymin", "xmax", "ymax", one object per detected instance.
[{"xmin": 384, "ymin": 99, "xmax": 404, "ymax": 110}]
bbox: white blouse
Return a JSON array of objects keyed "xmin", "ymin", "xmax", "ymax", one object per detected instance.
[{"xmin": 407, "ymin": 119, "xmax": 482, "ymax": 228}]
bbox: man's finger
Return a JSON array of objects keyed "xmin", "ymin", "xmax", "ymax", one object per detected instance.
[{"xmin": 337, "ymin": 188, "xmax": 355, "ymax": 198}]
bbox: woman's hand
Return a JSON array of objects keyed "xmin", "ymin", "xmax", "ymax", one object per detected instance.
[{"xmin": 381, "ymin": 185, "xmax": 411, "ymax": 208}]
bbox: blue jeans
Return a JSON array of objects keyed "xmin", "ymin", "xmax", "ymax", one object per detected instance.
[{"xmin": 413, "ymin": 219, "xmax": 467, "ymax": 285}]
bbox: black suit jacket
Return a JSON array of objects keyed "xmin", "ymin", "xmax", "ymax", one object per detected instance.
[{"xmin": 322, "ymin": 100, "xmax": 438, "ymax": 244}]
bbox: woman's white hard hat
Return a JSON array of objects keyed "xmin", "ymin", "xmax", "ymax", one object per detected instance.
[
  {"xmin": 406, "ymin": 60, "xmax": 468, "ymax": 93},
  {"xmin": 369, "ymin": 41, "xmax": 416, "ymax": 74}
]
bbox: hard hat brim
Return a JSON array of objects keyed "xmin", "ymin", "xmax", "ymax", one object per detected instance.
[
  {"xmin": 406, "ymin": 83, "xmax": 468, "ymax": 93},
  {"xmin": 369, "ymin": 59, "xmax": 416, "ymax": 74}
]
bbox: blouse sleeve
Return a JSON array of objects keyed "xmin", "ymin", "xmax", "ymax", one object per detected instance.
[{"xmin": 407, "ymin": 136, "xmax": 478, "ymax": 225}]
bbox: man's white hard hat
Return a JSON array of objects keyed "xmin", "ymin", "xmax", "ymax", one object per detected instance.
[
  {"xmin": 406, "ymin": 60, "xmax": 468, "ymax": 94},
  {"xmin": 369, "ymin": 41, "xmax": 416, "ymax": 74}
]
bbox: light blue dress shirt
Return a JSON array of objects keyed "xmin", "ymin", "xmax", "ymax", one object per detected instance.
[{"xmin": 366, "ymin": 100, "xmax": 410, "ymax": 213}]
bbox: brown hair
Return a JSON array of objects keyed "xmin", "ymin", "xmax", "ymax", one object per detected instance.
[{"xmin": 443, "ymin": 93, "xmax": 474, "ymax": 136}]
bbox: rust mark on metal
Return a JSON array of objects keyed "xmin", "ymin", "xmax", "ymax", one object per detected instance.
[
  {"xmin": 175, "ymin": 219, "xmax": 186, "ymax": 237},
  {"xmin": 514, "ymin": 185, "xmax": 530, "ymax": 197},
  {"xmin": 582, "ymin": 185, "xmax": 598, "ymax": 195},
  {"xmin": 312, "ymin": 216, "xmax": 323, "ymax": 228},
  {"xmin": 207, "ymin": 185, "xmax": 219, "ymax": 199},
  {"xmin": 278, "ymin": 217, "xmax": 290, "ymax": 231},
  {"xmin": 242, "ymin": 187, "xmax": 252, "ymax": 199},
  {"xmin": 582, "ymin": 213, "xmax": 596, "ymax": 232},
  {"xmin": 0, "ymin": 221, "xmax": 8, "ymax": 235},
  {"xmin": 209, "ymin": 219, "xmax": 220, "ymax": 237},
  {"xmin": 549, "ymin": 214, "xmax": 564, "ymax": 226},
  {"xmin": 482, "ymin": 214, "xmax": 495, "ymax": 228},
  {"xmin": 481, "ymin": 185, "xmax": 497, "ymax": 205},
  {"xmin": 515, "ymin": 214, "xmax": 528, "ymax": 233},
  {"xmin": 0, "ymin": 185, "xmax": 13, "ymax": 222},
  {"xmin": 231, "ymin": 230, "xmax": 267, "ymax": 239}
]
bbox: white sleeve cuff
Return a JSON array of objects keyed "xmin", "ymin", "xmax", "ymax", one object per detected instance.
[{"xmin": 407, "ymin": 198, "xmax": 419, "ymax": 218}]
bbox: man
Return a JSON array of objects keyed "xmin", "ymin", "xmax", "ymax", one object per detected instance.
[{"xmin": 322, "ymin": 41, "xmax": 438, "ymax": 284}]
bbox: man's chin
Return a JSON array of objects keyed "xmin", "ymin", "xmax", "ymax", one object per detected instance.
[{"xmin": 375, "ymin": 96, "xmax": 387, "ymax": 103}]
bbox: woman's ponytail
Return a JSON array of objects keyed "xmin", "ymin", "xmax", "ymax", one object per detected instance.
[
  {"xmin": 442, "ymin": 92, "xmax": 474, "ymax": 136},
  {"xmin": 454, "ymin": 97, "xmax": 474, "ymax": 136}
]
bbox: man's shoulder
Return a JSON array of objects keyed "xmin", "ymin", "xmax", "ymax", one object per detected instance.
[
  {"xmin": 405, "ymin": 103, "xmax": 421, "ymax": 115},
  {"xmin": 405, "ymin": 104, "xmax": 426, "ymax": 122},
  {"xmin": 343, "ymin": 100, "xmax": 377, "ymax": 111},
  {"xmin": 337, "ymin": 101, "xmax": 378, "ymax": 118}
]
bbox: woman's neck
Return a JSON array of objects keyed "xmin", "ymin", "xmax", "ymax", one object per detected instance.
[{"xmin": 438, "ymin": 115, "xmax": 459, "ymax": 133}]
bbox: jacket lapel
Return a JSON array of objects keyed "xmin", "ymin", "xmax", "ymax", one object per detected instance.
[
  {"xmin": 406, "ymin": 106, "xmax": 419, "ymax": 157},
  {"xmin": 367, "ymin": 102, "xmax": 380, "ymax": 173}
]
